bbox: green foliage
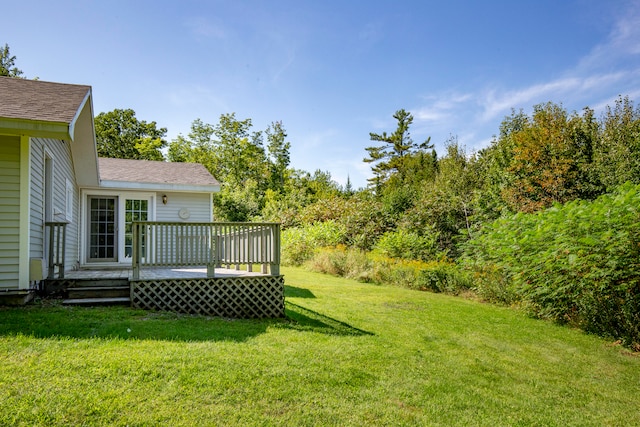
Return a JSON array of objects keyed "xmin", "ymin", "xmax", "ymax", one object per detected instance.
[
  {"xmin": 265, "ymin": 120, "xmax": 291, "ymax": 193},
  {"xmin": 373, "ymin": 228, "xmax": 439, "ymax": 261},
  {"xmin": 402, "ymin": 140, "xmax": 479, "ymax": 257},
  {"xmin": 95, "ymin": 108, "xmax": 167, "ymax": 160},
  {"xmin": 368, "ymin": 256, "xmax": 473, "ymax": 293},
  {"xmin": 500, "ymin": 102, "xmax": 602, "ymax": 212},
  {"xmin": 306, "ymin": 245, "xmax": 372, "ymax": 280},
  {"xmin": 464, "ymin": 183, "xmax": 640, "ymax": 347},
  {"xmin": 296, "ymin": 193, "xmax": 392, "ymax": 251},
  {"xmin": 303, "ymin": 244, "xmax": 471, "ymax": 294},
  {"xmin": 213, "ymin": 113, "xmax": 267, "ymax": 187},
  {"xmin": 364, "ymin": 109, "xmax": 433, "ymax": 189},
  {"xmin": 0, "ymin": 43, "xmax": 24, "ymax": 77},
  {"xmin": 595, "ymin": 95, "xmax": 640, "ymax": 191},
  {"xmin": 281, "ymin": 221, "xmax": 347, "ymax": 266},
  {"xmin": 212, "ymin": 179, "xmax": 262, "ymax": 221},
  {"xmin": 168, "ymin": 116, "xmax": 304, "ymax": 223}
]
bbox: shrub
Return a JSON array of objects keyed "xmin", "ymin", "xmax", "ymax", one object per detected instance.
[
  {"xmin": 373, "ymin": 228, "xmax": 439, "ymax": 261},
  {"xmin": 463, "ymin": 183, "xmax": 640, "ymax": 348},
  {"xmin": 281, "ymin": 227, "xmax": 315, "ymax": 266},
  {"xmin": 281, "ymin": 221, "xmax": 347, "ymax": 266}
]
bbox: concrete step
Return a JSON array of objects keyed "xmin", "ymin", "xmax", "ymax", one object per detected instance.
[
  {"xmin": 67, "ymin": 286, "xmax": 130, "ymax": 299},
  {"xmin": 62, "ymin": 297, "xmax": 131, "ymax": 307}
]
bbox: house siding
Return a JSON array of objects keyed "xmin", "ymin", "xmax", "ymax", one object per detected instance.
[
  {"xmin": 0, "ymin": 136, "xmax": 21, "ymax": 289},
  {"xmin": 155, "ymin": 192, "xmax": 212, "ymax": 222},
  {"xmin": 30, "ymin": 138, "xmax": 80, "ymax": 273}
]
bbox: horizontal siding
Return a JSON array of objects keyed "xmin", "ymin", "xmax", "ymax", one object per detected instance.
[
  {"xmin": 30, "ymin": 138, "xmax": 80, "ymax": 271},
  {"xmin": 0, "ymin": 136, "xmax": 21, "ymax": 289},
  {"xmin": 155, "ymin": 192, "xmax": 212, "ymax": 222},
  {"xmin": 29, "ymin": 137, "xmax": 45, "ymax": 261}
]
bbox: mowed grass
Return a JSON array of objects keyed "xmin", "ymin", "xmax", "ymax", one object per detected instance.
[{"xmin": 1, "ymin": 267, "xmax": 638, "ymax": 426}]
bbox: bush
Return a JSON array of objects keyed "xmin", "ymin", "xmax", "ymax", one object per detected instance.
[
  {"xmin": 464, "ymin": 183, "xmax": 640, "ymax": 348},
  {"xmin": 281, "ymin": 227, "xmax": 315, "ymax": 266},
  {"xmin": 373, "ymin": 228, "xmax": 439, "ymax": 261},
  {"xmin": 281, "ymin": 221, "xmax": 347, "ymax": 266}
]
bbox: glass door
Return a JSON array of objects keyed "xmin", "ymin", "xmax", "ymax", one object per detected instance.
[
  {"xmin": 87, "ymin": 197, "xmax": 117, "ymax": 262},
  {"xmin": 124, "ymin": 199, "xmax": 148, "ymax": 260}
]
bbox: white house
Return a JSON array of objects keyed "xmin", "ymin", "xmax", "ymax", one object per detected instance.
[{"xmin": 0, "ymin": 76, "xmax": 220, "ymax": 299}]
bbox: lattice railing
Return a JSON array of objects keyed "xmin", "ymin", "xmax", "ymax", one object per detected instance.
[
  {"xmin": 132, "ymin": 222, "xmax": 281, "ymax": 279},
  {"xmin": 131, "ymin": 275, "xmax": 285, "ymax": 318}
]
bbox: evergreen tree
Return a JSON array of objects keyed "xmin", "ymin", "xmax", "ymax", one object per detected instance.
[
  {"xmin": 0, "ymin": 44, "xmax": 24, "ymax": 78},
  {"xmin": 364, "ymin": 109, "xmax": 432, "ymax": 189}
]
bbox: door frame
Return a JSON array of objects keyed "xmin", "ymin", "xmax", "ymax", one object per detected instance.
[
  {"xmin": 86, "ymin": 195, "xmax": 119, "ymax": 263},
  {"xmin": 80, "ymin": 190, "xmax": 156, "ymax": 266}
]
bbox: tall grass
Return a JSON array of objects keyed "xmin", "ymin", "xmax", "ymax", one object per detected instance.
[{"xmin": 307, "ymin": 245, "xmax": 473, "ymax": 294}]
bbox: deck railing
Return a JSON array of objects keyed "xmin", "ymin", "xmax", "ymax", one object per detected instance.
[
  {"xmin": 131, "ymin": 222, "xmax": 281, "ymax": 279},
  {"xmin": 45, "ymin": 222, "xmax": 67, "ymax": 279}
]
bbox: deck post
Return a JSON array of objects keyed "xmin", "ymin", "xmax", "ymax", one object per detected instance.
[
  {"xmin": 132, "ymin": 222, "xmax": 140, "ymax": 280},
  {"xmin": 270, "ymin": 223, "xmax": 281, "ymax": 276}
]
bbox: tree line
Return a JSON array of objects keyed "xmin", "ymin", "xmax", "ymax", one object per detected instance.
[{"xmin": 4, "ymin": 43, "xmax": 638, "ymax": 347}]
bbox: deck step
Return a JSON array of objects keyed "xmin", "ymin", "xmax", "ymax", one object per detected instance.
[
  {"xmin": 62, "ymin": 297, "xmax": 131, "ymax": 307},
  {"xmin": 67, "ymin": 285, "xmax": 130, "ymax": 299},
  {"xmin": 68, "ymin": 279, "xmax": 129, "ymax": 288}
]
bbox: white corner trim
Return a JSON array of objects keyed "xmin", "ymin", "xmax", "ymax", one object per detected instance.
[{"xmin": 19, "ymin": 136, "xmax": 31, "ymax": 289}]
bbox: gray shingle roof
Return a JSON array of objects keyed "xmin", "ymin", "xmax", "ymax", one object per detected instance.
[
  {"xmin": 0, "ymin": 76, "xmax": 90, "ymax": 124},
  {"xmin": 98, "ymin": 157, "xmax": 220, "ymax": 187}
]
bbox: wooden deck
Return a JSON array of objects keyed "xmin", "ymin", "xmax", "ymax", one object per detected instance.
[
  {"xmin": 63, "ymin": 266, "xmax": 267, "ymax": 280},
  {"xmin": 42, "ymin": 221, "xmax": 284, "ymax": 318},
  {"xmin": 48, "ymin": 266, "xmax": 284, "ymax": 318}
]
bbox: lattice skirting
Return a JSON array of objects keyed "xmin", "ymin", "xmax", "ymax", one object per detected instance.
[{"xmin": 131, "ymin": 275, "xmax": 285, "ymax": 318}]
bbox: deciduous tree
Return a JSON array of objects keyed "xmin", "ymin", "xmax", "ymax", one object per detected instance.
[
  {"xmin": 95, "ymin": 108, "xmax": 167, "ymax": 160},
  {"xmin": 595, "ymin": 95, "xmax": 640, "ymax": 191},
  {"xmin": 501, "ymin": 102, "xmax": 600, "ymax": 213}
]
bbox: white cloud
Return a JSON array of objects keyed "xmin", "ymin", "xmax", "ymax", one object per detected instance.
[
  {"xmin": 479, "ymin": 78, "xmax": 582, "ymax": 121},
  {"xmin": 580, "ymin": 1, "xmax": 640, "ymax": 69},
  {"xmin": 414, "ymin": 93, "xmax": 473, "ymax": 123}
]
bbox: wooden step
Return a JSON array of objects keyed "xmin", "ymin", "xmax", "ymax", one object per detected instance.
[
  {"xmin": 67, "ymin": 285, "xmax": 130, "ymax": 299},
  {"xmin": 62, "ymin": 297, "xmax": 131, "ymax": 307},
  {"xmin": 68, "ymin": 279, "xmax": 129, "ymax": 288}
]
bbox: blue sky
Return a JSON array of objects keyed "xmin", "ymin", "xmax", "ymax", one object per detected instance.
[{"xmin": 4, "ymin": 0, "xmax": 640, "ymax": 188}]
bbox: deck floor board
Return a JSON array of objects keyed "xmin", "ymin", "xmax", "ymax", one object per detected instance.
[{"xmin": 65, "ymin": 267, "xmax": 266, "ymax": 280}]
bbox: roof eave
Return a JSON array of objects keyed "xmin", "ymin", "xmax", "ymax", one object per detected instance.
[
  {"xmin": 0, "ymin": 117, "xmax": 71, "ymax": 139},
  {"xmin": 99, "ymin": 179, "xmax": 221, "ymax": 193}
]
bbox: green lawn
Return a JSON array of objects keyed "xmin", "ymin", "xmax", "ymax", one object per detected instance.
[{"xmin": 1, "ymin": 267, "xmax": 638, "ymax": 426}]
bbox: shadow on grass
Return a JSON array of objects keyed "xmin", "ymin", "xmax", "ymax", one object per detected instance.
[
  {"xmin": 282, "ymin": 302, "xmax": 373, "ymax": 336},
  {"xmin": 0, "ymin": 299, "xmax": 372, "ymax": 342},
  {"xmin": 284, "ymin": 285, "xmax": 316, "ymax": 298}
]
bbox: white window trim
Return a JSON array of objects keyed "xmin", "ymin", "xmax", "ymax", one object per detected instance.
[{"xmin": 65, "ymin": 179, "xmax": 74, "ymax": 222}]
